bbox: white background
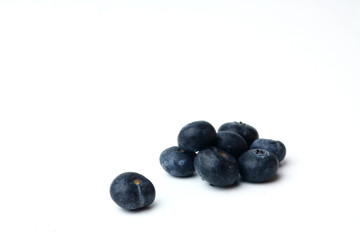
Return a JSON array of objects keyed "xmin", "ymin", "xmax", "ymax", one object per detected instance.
[{"xmin": 1, "ymin": 1, "xmax": 360, "ymax": 239}]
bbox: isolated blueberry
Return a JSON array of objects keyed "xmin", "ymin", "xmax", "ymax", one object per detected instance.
[
  {"xmin": 177, "ymin": 121, "xmax": 217, "ymax": 152},
  {"xmin": 218, "ymin": 121, "xmax": 259, "ymax": 146},
  {"xmin": 194, "ymin": 146, "xmax": 239, "ymax": 187},
  {"xmin": 250, "ymin": 138, "xmax": 286, "ymax": 162},
  {"xmin": 160, "ymin": 146, "xmax": 196, "ymax": 177},
  {"xmin": 216, "ymin": 131, "xmax": 248, "ymax": 158},
  {"xmin": 110, "ymin": 172, "xmax": 156, "ymax": 211},
  {"xmin": 237, "ymin": 149, "xmax": 279, "ymax": 183}
]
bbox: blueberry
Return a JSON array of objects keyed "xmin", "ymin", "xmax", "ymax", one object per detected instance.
[
  {"xmin": 237, "ymin": 149, "xmax": 279, "ymax": 183},
  {"xmin": 160, "ymin": 146, "xmax": 196, "ymax": 177},
  {"xmin": 177, "ymin": 121, "xmax": 217, "ymax": 152},
  {"xmin": 110, "ymin": 172, "xmax": 156, "ymax": 211},
  {"xmin": 194, "ymin": 146, "xmax": 239, "ymax": 187},
  {"xmin": 215, "ymin": 131, "xmax": 248, "ymax": 158},
  {"xmin": 218, "ymin": 121, "xmax": 259, "ymax": 146},
  {"xmin": 250, "ymin": 138, "xmax": 286, "ymax": 162}
]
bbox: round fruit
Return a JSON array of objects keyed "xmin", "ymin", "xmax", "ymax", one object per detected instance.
[
  {"xmin": 215, "ymin": 131, "xmax": 248, "ymax": 158},
  {"xmin": 218, "ymin": 121, "xmax": 259, "ymax": 146},
  {"xmin": 110, "ymin": 172, "xmax": 156, "ymax": 210},
  {"xmin": 160, "ymin": 146, "xmax": 196, "ymax": 177},
  {"xmin": 194, "ymin": 146, "xmax": 239, "ymax": 187},
  {"xmin": 237, "ymin": 149, "xmax": 279, "ymax": 183},
  {"xmin": 250, "ymin": 138, "xmax": 286, "ymax": 162},
  {"xmin": 177, "ymin": 120, "xmax": 217, "ymax": 152}
]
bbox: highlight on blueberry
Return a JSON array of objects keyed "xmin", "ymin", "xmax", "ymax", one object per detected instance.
[{"xmin": 160, "ymin": 146, "xmax": 196, "ymax": 177}]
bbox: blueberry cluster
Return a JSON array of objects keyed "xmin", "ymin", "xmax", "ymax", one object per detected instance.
[
  {"xmin": 110, "ymin": 120, "xmax": 287, "ymax": 211},
  {"xmin": 160, "ymin": 120, "xmax": 286, "ymax": 187}
]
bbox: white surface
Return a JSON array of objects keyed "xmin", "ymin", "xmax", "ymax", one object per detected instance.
[{"xmin": 1, "ymin": 1, "xmax": 360, "ymax": 239}]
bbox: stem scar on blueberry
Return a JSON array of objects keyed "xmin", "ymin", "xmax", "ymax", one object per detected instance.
[
  {"xmin": 218, "ymin": 150, "xmax": 227, "ymax": 158},
  {"xmin": 177, "ymin": 148, "xmax": 184, "ymax": 153},
  {"xmin": 256, "ymin": 149, "xmax": 265, "ymax": 154},
  {"xmin": 133, "ymin": 178, "xmax": 141, "ymax": 185}
]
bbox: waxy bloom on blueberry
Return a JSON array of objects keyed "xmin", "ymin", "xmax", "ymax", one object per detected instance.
[
  {"xmin": 110, "ymin": 172, "xmax": 156, "ymax": 211},
  {"xmin": 177, "ymin": 120, "xmax": 217, "ymax": 152},
  {"xmin": 160, "ymin": 146, "xmax": 196, "ymax": 177}
]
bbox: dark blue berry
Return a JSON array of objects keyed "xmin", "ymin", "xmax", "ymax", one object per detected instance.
[
  {"xmin": 218, "ymin": 121, "xmax": 259, "ymax": 146},
  {"xmin": 194, "ymin": 146, "xmax": 239, "ymax": 187},
  {"xmin": 160, "ymin": 146, "xmax": 196, "ymax": 177},
  {"xmin": 215, "ymin": 131, "xmax": 248, "ymax": 158},
  {"xmin": 110, "ymin": 172, "xmax": 156, "ymax": 210},
  {"xmin": 250, "ymin": 138, "xmax": 286, "ymax": 162},
  {"xmin": 237, "ymin": 149, "xmax": 279, "ymax": 183},
  {"xmin": 177, "ymin": 121, "xmax": 217, "ymax": 152}
]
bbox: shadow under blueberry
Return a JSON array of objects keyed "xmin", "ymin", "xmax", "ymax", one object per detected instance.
[
  {"xmin": 240, "ymin": 173, "xmax": 281, "ymax": 185},
  {"xmin": 118, "ymin": 201, "xmax": 158, "ymax": 214},
  {"xmin": 264, "ymin": 173, "xmax": 281, "ymax": 184},
  {"xmin": 279, "ymin": 159, "xmax": 289, "ymax": 168},
  {"xmin": 171, "ymin": 172, "xmax": 199, "ymax": 179},
  {"xmin": 207, "ymin": 179, "xmax": 241, "ymax": 191}
]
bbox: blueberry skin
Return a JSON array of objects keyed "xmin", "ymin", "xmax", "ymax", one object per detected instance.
[
  {"xmin": 177, "ymin": 121, "xmax": 217, "ymax": 152},
  {"xmin": 110, "ymin": 172, "xmax": 156, "ymax": 211},
  {"xmin": 215, "ymin": 131, "xmax": 248, "ymax": 159},
  {"xmin": 218, "ymin": 121, "xmax": 259, "ymax": 146},
  {"xmin": 250, "ymin": 138, "xmax": 286, "ymax": 162},
  {"xmin": 194, "ymin": 146, "xmax": 239, "ymax": 187},
  {"xmin": 237, "ymin": 149, "xmax": 279, "ymax": 183},
  {"xmin": 160, "ymin": 146, "xmax": 196, "ymax": 177}
]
